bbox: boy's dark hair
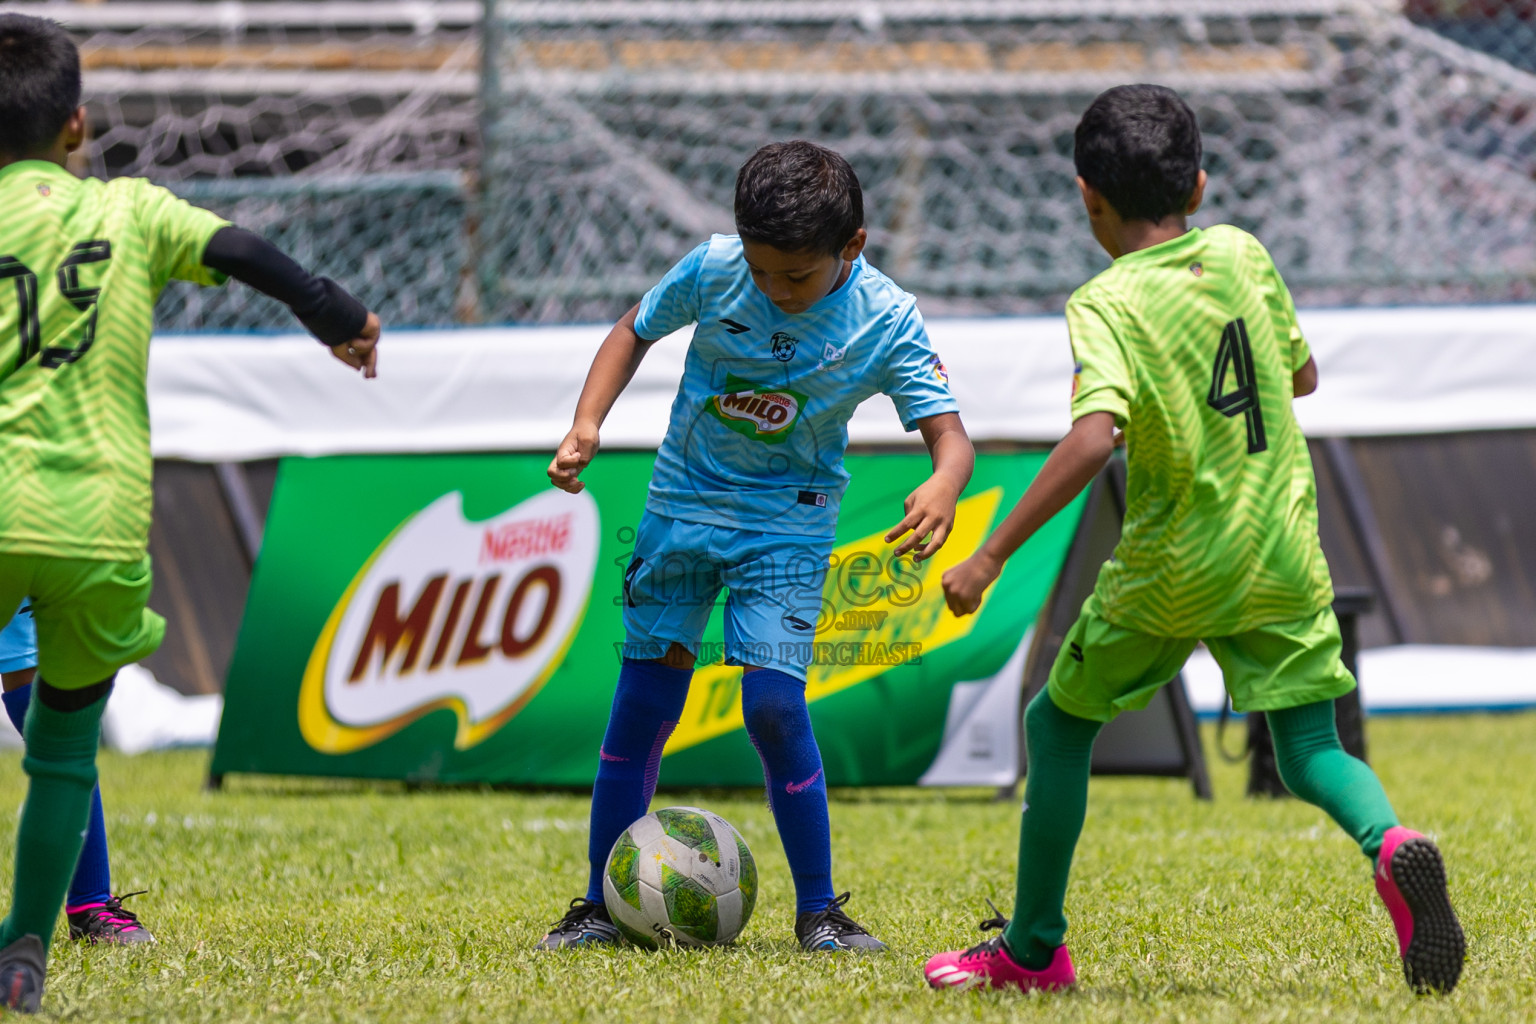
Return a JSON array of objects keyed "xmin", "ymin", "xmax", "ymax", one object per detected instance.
[
  {"xmin": 734, "ymin": 141, "xmax": 864, "ymax": 256},
  {"xmin": 0, "ymin": 15, "xmax": 81, "ymax": 158},
  {"xmin": 1074, "ymin": 84, "xmax": 1202, "ymax": 223}
]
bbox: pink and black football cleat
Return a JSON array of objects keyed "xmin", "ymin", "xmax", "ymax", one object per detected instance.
[
  {"xmin": 924, "ymin": 904, "xmax": 1075, "ymax": 992},
  {"xmin": 1375, "ymin": 826, "xmax": 1464, "ymax": 994},
  {"xmin": 67, "ymin": 891, "xmax": 155, "ymax": 946}
]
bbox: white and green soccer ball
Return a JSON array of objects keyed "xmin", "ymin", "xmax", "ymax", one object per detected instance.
[{"xmin": 602, "ymin": 806, "xmax": 758, "ymax": 948}]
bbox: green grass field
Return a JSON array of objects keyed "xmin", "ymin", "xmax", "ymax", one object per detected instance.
[{"xmin": 3, "ymin": 713, "xmax": 1533, "ymax": 1023}]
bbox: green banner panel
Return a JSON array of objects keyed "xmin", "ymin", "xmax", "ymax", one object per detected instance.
[{"xmin": 211, "ymin": 451, "xmax": 1083, "ymax": 786}]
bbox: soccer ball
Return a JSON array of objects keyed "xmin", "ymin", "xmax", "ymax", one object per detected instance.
[{"xmin": 602, "ymin": 806, "xmax": 758, "ymax": 948}]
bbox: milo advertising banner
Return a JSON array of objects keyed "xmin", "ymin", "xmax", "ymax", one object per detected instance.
[{"xmin": 211, "ymin": 451, "xmax": 1084, "ymax": 786}]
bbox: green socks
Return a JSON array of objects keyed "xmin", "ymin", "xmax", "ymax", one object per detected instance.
[
  {"xmin": 1267, "ymin": 698, "xmax": 1399, "ymax": 860},
  {"xmin": 997, "ymin": 692, "xmax": 1398, "ymax": 971},
  {"xmin": 1002, "ymin": 689, "xmax": 1103, "ymax": 970},
  {"xmin": 0, "ymin": 686, "xmax": 108, "ymax": 954}
]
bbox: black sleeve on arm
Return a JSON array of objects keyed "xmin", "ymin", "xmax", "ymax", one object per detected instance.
[{"xmin": 202, "ymin": 226, "xmax": 368, "ymax": 347}]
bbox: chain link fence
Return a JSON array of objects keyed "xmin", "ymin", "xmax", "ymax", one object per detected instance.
[
  {"xmin": 479, "ymin": 0, "xmax": 1536, "ymax": 318},
  {"xmin": 8, "ymin": 0, "xmax": 1536, "ymax": 327},
  {"xmin": 1408, "ymin": 0, "xmax": 1536, "ymax": 73},
  {"xmin": 159, "ymin": 173, "xmax": 468, "ymax": 330}
]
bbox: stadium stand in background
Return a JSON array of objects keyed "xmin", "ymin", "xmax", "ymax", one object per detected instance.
[{"xmin": 6, "ymin": 0, "xmax": 1535, "ymax": 327}]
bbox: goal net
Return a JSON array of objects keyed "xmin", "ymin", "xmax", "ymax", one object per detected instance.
[
  {"xmin": 480, "ymin": 0, "xmax": 1536, "ymax": 320},
  {"xmin": 22, "ymin": 0, "xmax": 1536, "ymax": 326}
]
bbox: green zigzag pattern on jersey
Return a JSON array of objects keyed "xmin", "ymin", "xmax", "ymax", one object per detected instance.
[
  {"xmin": 0, "ymin": 171, "xmax": 224, "ymax": 560},
  {"xmin": 1069, "ymin": 224, "xmax": 1331, "ymax": 638}
]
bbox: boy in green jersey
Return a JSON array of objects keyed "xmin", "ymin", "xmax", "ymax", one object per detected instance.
[
  {"xmin": 922, "ymin": 85, "xmax": 1463, "ymax": 996},
  {"xmin": 0, "ymin": 15, "xmax": 381, "ymax": 1013}
]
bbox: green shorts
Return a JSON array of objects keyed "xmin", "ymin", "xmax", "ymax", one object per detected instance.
[
  {"xmin": 1047, "ymin": 594, "xmax": 1356, "ymax": 723},
  {"xmin": 0, "ymin": 553, "xmax": 164, "ymax": 689}
]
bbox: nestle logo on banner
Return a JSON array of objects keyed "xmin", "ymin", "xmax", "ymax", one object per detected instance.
[
  {"xmin": 298, "ymin": 490, "xmax": 600, "ymax": 755},
  {"xmin": 480, "ymin": 514, "xmax": 572, "ymax": 564}
]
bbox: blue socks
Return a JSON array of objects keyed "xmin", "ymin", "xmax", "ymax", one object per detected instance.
[
  {"xmin": 1, "ymin": 684, "xmax": 30, "ymax": 736},
  {"xmin": 741, "ymin": 668, "xmax": 835, "ymax": 916},
  {"xmin": 583, "ymin": 661, "xmax": 837, "ymax": 917},
  {"xmin": 585, "ymin": 659, "xmax": 693, "ymax": 903},
  {"xmin": 3, "ymin": 683, "xmax": 112, "ymax": 908}
]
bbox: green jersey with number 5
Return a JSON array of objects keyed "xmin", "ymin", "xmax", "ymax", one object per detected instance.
[
  {"xmin": 0, "ymin": 160, "xmax": 228, "ymax": 560},
  {"xmin": 1067, "ymin": 224, "xmax": 1333, "ymax": 637}
]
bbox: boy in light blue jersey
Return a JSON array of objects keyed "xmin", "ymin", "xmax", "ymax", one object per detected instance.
[
  {"xmin": 0, "ymin": 605, "xmax": 151, "ymax": 945},
  {"xmin": 540, "ymin": 141, "xmax": 975, "ymax": 951}
]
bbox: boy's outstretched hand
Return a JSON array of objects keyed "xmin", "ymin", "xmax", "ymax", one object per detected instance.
[
  {"xmin": 941, "ymin": 550, "xmax": 1002, "ymax": 617},
  {"xmin": 885, "ymin": 476, "xmax": 959, "ymax": 561},
  {"xmin": 549, "ymin": 422, "xmax": 600, "ymax": 493},
  {"xmin": 329, "ymin": 312, "xmax": 381, "ymax": 378}
]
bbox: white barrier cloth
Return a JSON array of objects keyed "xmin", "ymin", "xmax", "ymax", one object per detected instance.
[
  {"xmin": 1184, "ymin": 645, "xmax": 1536, "ymax": 716},
  {"xmin": 147, "ymin": 305, "xmax": 1536, "ymax": 460},
  {"xmin": 0, "ymin": 663, "xmax": 222, "ymax": 754}
]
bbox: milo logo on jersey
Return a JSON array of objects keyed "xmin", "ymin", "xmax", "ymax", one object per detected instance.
[
  {"xmin": 297, "ymin": 489, "xmax": 599, "ymax": 754},
  {"xmin": 707, "ymin": 375, "xmax": 808, "ymax": 444}
]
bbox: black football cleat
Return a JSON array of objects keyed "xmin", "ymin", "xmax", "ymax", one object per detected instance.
[
  {"xmin": 794, "ymin": 892, "xmax": 886, "ymax": 952},
  {"xmin": 535, "ymin": 898, "xmax": 622, "ymax": 950}
]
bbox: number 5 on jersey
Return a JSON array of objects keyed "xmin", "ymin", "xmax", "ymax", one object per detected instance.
[
  {"xmin": 0, "ymin": 240, "xmax": 112, "ymax": 370},
  {"xmin": 1207, "ymin": 317, "xmax": 1267, "ymax": 455}
]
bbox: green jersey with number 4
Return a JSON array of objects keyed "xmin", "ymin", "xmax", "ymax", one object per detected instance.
[
  {"xmin": 0, "ymin": 160, "xmax": 228, "ymax": 560},
  {"xmin": 1067, "ymin": 224, "xmax": 1333, "ymax": 637}
]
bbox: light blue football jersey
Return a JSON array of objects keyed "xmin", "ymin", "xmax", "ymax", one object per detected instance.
[{"xmin": 633, "ymin": 234, "xmax": 958, "ymax": 538}]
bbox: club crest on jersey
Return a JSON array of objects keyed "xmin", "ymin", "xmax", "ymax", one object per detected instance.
[
  {"xmin": 770, "ymin": 332, "xmax": 798, "ymax": 361},
  {"xmin": 1190, "ymin": 262, "xmax": 1204, "ymax": 277},
  {"xmin": 928, "ymin": 354, "xmax": 949, "ymax": 383},
  {"xmin": 707, "ymin": 375, "xmax": 807, "ymax": 444},
  {"xmin": 818, "ymin": 341, "xmax": 849, "ymax": 368}
]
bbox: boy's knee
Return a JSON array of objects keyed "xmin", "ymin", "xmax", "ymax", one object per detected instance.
[
  {"xmin": 651, "ymin": 643, "xmax": 696, "ymax": 671},
  {"xmin": 34, "ymin": 676, "xmax": 114, "ymax": 712},
  {"xmin": 1024, "ymin": 689, "xmax": 1055, "ymax": 733},
  {"xmin": 1268, "ymin": 702, "xmax": 1345, "ymax": 795},
  {"xmin": 742, "ymin": 689, "xmax": 790, "ymax": 748},
  {"xmin": 740, "ymin": 668, "xmax": 808, "ymax": 750},
  {"xmin": 21, "ymin": 751, "xmax": 97, "ymax": 787}
]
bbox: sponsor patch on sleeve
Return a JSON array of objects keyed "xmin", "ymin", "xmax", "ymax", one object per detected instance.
[{"xmin": 928, "ymin": 354, "xmax": 948, "ymax": 383}]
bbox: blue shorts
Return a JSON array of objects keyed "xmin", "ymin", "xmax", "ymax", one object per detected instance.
[
  {"xmin": 621, "ymin": 511, "xmax": 832, "ymax": 680},
  {"xmin": 0, "ymin": 601, "xmax": 38, "ymax": 674}
]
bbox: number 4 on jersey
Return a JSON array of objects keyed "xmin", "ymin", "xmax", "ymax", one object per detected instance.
[{"xmin": 1207, "ymin": 317, "xmax": 1267, "ymax": 455}]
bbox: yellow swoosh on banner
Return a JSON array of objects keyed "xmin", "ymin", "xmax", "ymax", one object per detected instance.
[{"xmin": 663, "ymin": 486, "xmax": 1003, "ymax": 756}]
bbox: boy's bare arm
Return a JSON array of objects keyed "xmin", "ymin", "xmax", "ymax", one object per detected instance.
[
  {"xmin": 1293, "ymin": 356, "xmax": 1318, "ymax": 397},
  {"xmin": 885, "ymin": 412, "xmax": 974, "ymax": 561},
  {"xmin": 941, "ymin": 411, "xmax": 1117, "ymax": 616},
  {"xmin": 548, "ymin": 303, "xmax": 653, "ymax": 494}
]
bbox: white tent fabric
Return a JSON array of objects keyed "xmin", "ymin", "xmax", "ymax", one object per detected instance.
[
  {"xmin": 1, "ymin": 644, "xmax": 1521, "ymax": 755},
  {"xmin": 1184, "ymin": 645, "xmax": 1536, "ymax": 717},
  {"xmin": 146, "ymin": 304, "xmax": 1536, "ymax": 461},
  {"xmin": 0, "ymin": 663, "xmax": 222, "ymax": 753}
]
